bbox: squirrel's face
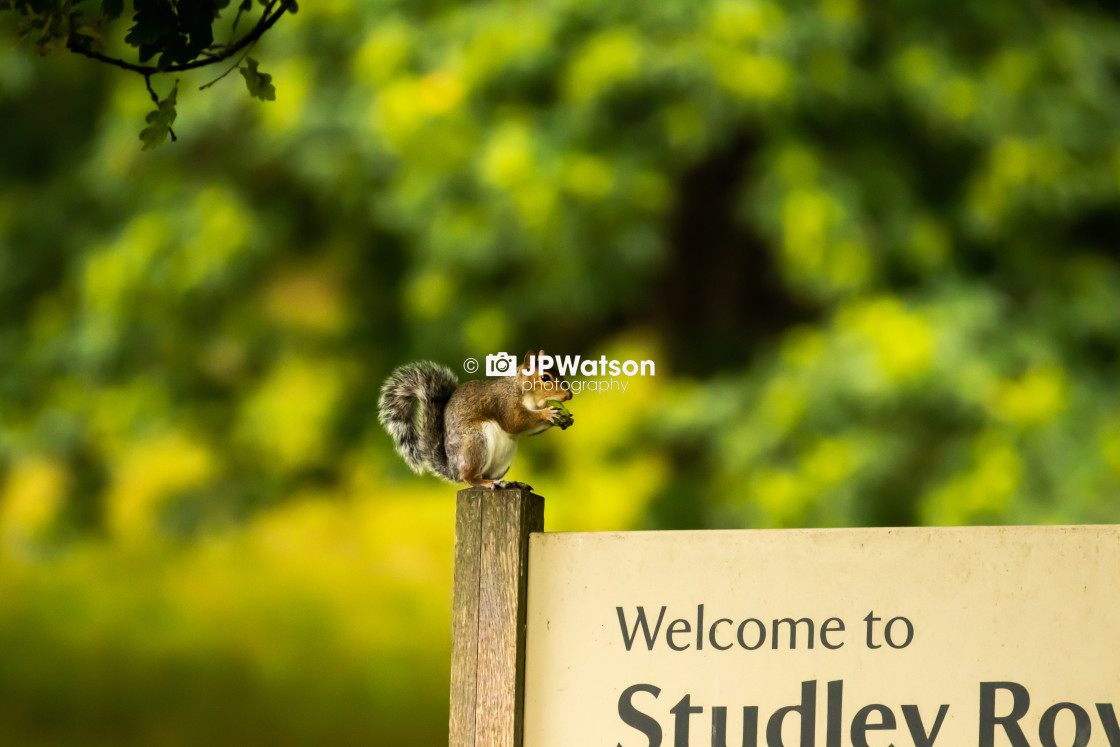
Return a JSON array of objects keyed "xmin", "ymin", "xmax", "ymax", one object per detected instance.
[
  {"xmin": 519, "ymin": 349, "xmax": 572, "ymax": 409},
  {"xmin": 522, "ymin": 368, "xmax": 572, "ymax": 409}
]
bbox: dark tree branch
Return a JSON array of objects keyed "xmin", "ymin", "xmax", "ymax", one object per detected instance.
[{"xmin": 66, "ymin": 0, "xmax": 289, "ymax": 76}]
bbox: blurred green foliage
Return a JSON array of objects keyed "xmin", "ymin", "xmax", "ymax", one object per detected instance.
[
  {"xmin": 0, "ymin": 0, "xmax": 294, "ymax": 147},
  {"xmin": 2, "ymin": 0, "xmax": 1120, "ymax": 742}
]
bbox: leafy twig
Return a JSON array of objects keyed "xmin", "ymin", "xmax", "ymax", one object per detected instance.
[
  {"xmin": 144, "ymin": 73, "xmax": 176, "ymax": 141},
  {"xmin": 198, "ymin": 38, "xmax": 259, "ymax": 91},
  {"xmin": 65, "ymin": 0, "xmax": 290, "ymax": 76}
]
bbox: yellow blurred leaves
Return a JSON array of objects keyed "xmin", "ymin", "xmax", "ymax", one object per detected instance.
[
  {"xmin": 985, "ymin": 366, "xmax": 1068, "ymax": 427},
  {"xmin": 0, "ymin": 488, "xmax": 456, "ymax": 694},
  {"xmin": 906, "ymin": 217, "xmax": 950, "ymax": 270},
  {"xmin": 705, "ymin": 1, "xmax": 791, "ymax": 102},
  {"xmin": 374, "ymin": 78, "xmax": 428, "ymax": 147},
  {"xmin": 237, "ymin": 357, "xmax": 344, "ymax": 468},
  {"xmin": 968, "ymin": 137, "xmax": 1071, "ymax": 229},
  {"xmin": 939, "ymin": 76, "xmax": 977, "ymax": 121},
  {"xmin": 199, "ymin": 337, "xmax": 248, "ymax": 384},
  {"xmin": 808, "ymin": 50, "xmax": 851, "ymax": 95},
  {"xmin": 352, "ymin": 21, "xmax": 413, "ymax": 86},
  {"xmin": 480, "ymin": 121, "xmax": 536, "ymax": 188},
  {"xmin": 183, "ymin": 187, "xmax": 252, "ymax": 285},
  {"xmin": 177, "ymin": 489, "xmax": 453, "ymax": 657},
  {"xmin": 82, "ymin": 187, "xmax": 252, "ymax": 317},
  {"xmin": 258, "ymin": 59, "xmax": 310, "ymax": 133},
  {"xmin": 83, "ymin": 212, "xmax": 170, "ymax": 316},
  {"xmin": 107, "ymin": 432, "xmax": 215, "ymax": 540},
  {"xmin": 896, "ymin": 45, "xmax": 939, "ymax": 89},
  {"xmin": 373, "ymin": 70, "xmax": 469, "ymax": 157},
  {"xmin": 460, "ymin": 12, "xmax": 552, "ymax": 88},
  {"xmin": 1102, "ymin": 425, "xmax": 1120, "ymax": 478},
  {"xmin": 776, "ymin": 144, "xmax": 820, "ymax": 183},
  {"xmin": 709, "ymin": 0, "xmax": 786, "ymax": 43},
  {"xmin": 990, "ymin": 138, "xmax": 1067, "ymax": 187},
  {"xmin": 755, "ymin": 375, "xmax": 808, "ymax": 434},
  {"xmin": 751, "ymin": 438, "xmax": 859, "ymax": 525},
  {"xmin": 263, "ymin": 265, "xmax": 349, "ymax": 334},
  {"xmin": 769, "ymin": 144, "xmax": 877, "ymax": 300},
  {"xmin": 417, "ymin": 71, "xmax": 465, "ymax": 116},
  {"xmin": 923, "ymin": 433, "xmax": 1022, "ymax": 524},
  {"xmin": 564, "ymin": 29, "xmax": 643, "ymax": 103},
  {"xmin": 709, "ymin": 50, "xmax": 791, "ymax": 102},
  {"xmin": 1114, "ymin": 148, "xmax": 1120, "ymax": 192},
  {"xmin": 988, "ymin": 48, "xmax": 1037, "ymax": 96},
  {"xmin": 1, "ymin": 457, "xmax": 67, "ymax": 549},
  {"xmin": 478, "ymin": 122, "xmax": 559, "ymax": 232},
  {"xmin": 894, "ymin": 46, "xmax": 979, "ymax": 125},
  {"xmin": 562, "ymin": 154, "xmax": 615, "ymax": 201},
  {"xmin": 298, "ymin": 0, "xmax": 356, "ymax": 21},
  {"xmin": 820, "ymin": 0, "xmax": 860, "ymax": 23},
  {"xmin": 88, "ymin": 381, "xmax": 171, "ymax": 454},
  {"xmin": 781, "ymin": 187, "xmax": 870, "ymax": 295},
  {"xmin": 663, "ymin": 103, "xmax": 708, "ymax": 150},
  {"xmin": 405, "ymin": 268, "xmax": 454, "ymax": 321},
  {"xmin": 750, "ymin": 469, "xmax": 805, "ymax": 524},
  {"xmin": 782, "ymin": 189, "xmax": 830, "ymax": 254},
  {"xmin": 803, "ymin": 437, "xmax": 859, "ymax": 488},
  {"xmin": 464, "ymin": 307, "xmax": 510, "ymax": 354},
  {"xmin": 631, "ymin": 169, "xmax": 672, "ymax": 213},
  {"xmin": 840, "ymin": 297, "xmax": 934, "ymax": 383}
]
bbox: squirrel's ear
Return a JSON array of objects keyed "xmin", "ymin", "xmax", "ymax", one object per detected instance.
[{"xmin": 522, "ymin": 350, "xmax": 536, "ymax": 369}]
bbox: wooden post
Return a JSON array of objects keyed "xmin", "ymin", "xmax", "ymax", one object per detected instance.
[{"xmin": 450, "ymin": 488, "xmax": 544, "ymax": 747}]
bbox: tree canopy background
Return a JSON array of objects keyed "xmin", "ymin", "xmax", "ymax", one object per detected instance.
[{"xmin": 2, "ymin": 0, "xmax": 1120, "ymax": 743}]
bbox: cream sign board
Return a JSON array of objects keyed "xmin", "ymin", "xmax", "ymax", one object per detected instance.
[{"xmin": 523, "ymin": 526, "xmax": 1120, "ymax": 747}]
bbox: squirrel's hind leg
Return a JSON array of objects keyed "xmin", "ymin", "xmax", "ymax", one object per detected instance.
[
  {"xmin": 459, "ymin": 464, "xmax": 496, "ymax": 490},
  {"xmin": 456, "ymin": 440, "xmax": 497, "ymax": 490},
  {"xmin": 454, "ymin": 422, "xmax": 530, "ymax": 491}
]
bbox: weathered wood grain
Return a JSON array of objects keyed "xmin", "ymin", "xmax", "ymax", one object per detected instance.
[
  {"xmin": 450, "ymin": 488, "xmax": 544, "ymax": 747},
  {"xmin": 449, "ymin": 489, "xmax": 483, "ymax": 747}
]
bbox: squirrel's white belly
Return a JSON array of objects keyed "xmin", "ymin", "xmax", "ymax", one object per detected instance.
[{"xmin": 480, "ymin": 421, "xmax": 518, "ymax": 480}]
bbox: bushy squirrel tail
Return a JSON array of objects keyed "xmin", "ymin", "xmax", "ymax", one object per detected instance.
[{"xmin": 378, "ymin": 361, "xmax": 458, "ymax": 480}]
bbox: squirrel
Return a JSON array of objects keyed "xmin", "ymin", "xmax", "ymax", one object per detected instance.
[{"xmin": 378, "ymin": 350, "xmax": 573, "ymax": 491}]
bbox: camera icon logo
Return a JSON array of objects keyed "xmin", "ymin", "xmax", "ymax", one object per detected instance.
[{"xmin": 485, "ymin": 352, "xmax": 518, "ymax": 376}]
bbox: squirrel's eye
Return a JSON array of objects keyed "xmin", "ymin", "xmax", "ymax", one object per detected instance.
[{"xmin": 541, "ymin": 372, "xmax": 553, "ymax": 382}]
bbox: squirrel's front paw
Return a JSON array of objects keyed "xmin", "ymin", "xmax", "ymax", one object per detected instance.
[{"xmin": 548, "ymin": 407, "xmax": 575, "ymax": 430}]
